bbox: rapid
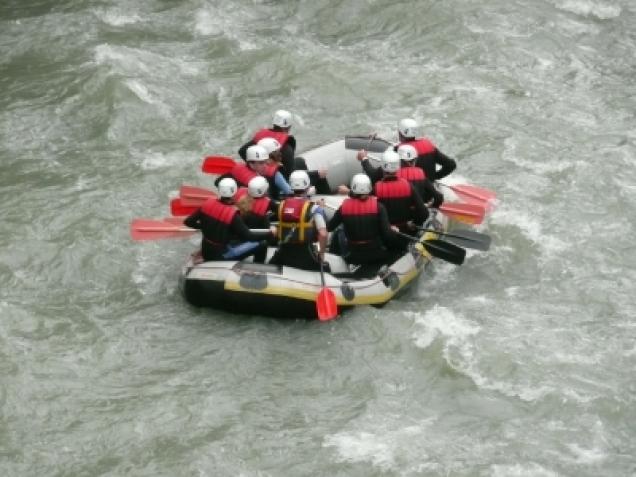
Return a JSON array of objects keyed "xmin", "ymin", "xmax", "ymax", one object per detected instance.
[{"xmin": 1, "ymin": 0, "xmax": 635, "ymax": 475}]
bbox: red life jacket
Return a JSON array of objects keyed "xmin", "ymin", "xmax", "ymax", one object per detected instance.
[
  {"xmin": 397, "ymin": 165, "xmax": 426, "ymax": 181},
  {"xmin": 374, "ymin": 177, "xmax": 411, "ymax": 199},
  {"xmin": 251, "ymin": 196, "xmax": 271, "ymax": 216},
  {"xmin": 277, "ymin": 197, "xmax": 314, "ymax": 244},
  {"xmin": 235, "ymin": 188, "xmax": 271, "ymax": 217},
  {"xmin": 374, "ymin": 177, "xmax": 412, "ymax": 226},
  {"xmin": 235, "ymin": 187, "xmax": 248, "ymax": 202},
  {"xmin": 199, "ymin": 198, "xmax": 238, "ymax": 246},
  {"xmin": 340, "ymin": 196, "xmax": 379, "ymax": 245},
  {"xmin": 231, "ymin": 164, "xmax": 257, "ymax": 187},
  {"xmin": 253, "ymin": 128, "xmax": 290, "ymax": 148},
  {"xmin": 262, "ymin": 163, "xmax": 278, "ymax": 179},
  {"xmin": 399, "ymin": 138, "xmax": 436, "ymax": 156},
  {"xmin": 341, "ymin": 196, "xmax": 379, "ymax": 216},
  {"xmin": 201, "ymin": 198, "xmax": 237, "ymax": 223}
]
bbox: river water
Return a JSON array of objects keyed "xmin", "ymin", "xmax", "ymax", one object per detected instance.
[{"xmin": 1, "ymin": 1, "xmax": 635, "ymax": 475}]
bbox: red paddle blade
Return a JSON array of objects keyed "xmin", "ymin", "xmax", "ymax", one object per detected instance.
[
  {"xmin": 170, "ymin": 197, "xmax": 198, "ymax": 216},
  {"xmin": 162, "ymin": 216, "xmax": 185, "ymax": 225},
  {"xmin": 452, "ymin": 193, "xmax": 488, "ymax": 207},
  {"xmin": 317, "ymin": 287, "xmax": 338, "ymax": 321},
  {"xmin": 179, "ymin": 196, "xmax": 206, "ymax": 207},
  {"xmin": 201, "ymin": 155, "xmax": 236, "ymax": 174},
  {"xmin": 130, "ymin": 219, "xmax": 196, "ymax": 241},
  {"xmin": 450, "ymin": 184, "xmax": 497, "ymax": 204},
  {"xmin": 439, "ymin": 203, "xmax": 486, "ymax": 225},
  {"xmin": 180, "ymin": 184, "xmax": 215, "ymax": 200}
]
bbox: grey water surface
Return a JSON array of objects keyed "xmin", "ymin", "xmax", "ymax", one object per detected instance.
[{"xmin": 1, "ymin": 0, "xmax": 635, "ymax": 475}]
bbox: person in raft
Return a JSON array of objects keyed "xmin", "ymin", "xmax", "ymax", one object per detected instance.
[
  {"xmin": 221, "ymin": 144, "xmax": 292, "ymax": 200},
  {"xmin": 327, "ymin": 173, "xmax": 402, "ymax": 272},
  {"xmin": 395, "ymin": 117, "xmax": 456, "ymax": 182},
  {"xmin": 184, "ymin": 178, "xmax": 275, "ymax": 263},
  {"xmin": 268, "ymin": 170, "xmax": 328, "ymax": 271},
  {"xmin": 238, "ymin": 110, "xmax": 329, "ymax": 192}
]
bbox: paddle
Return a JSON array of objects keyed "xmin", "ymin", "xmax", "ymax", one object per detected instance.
[
  {"xmin": 438, "ymin": 182, "xmax": 496, "ymax": 206},
  {"xmin": 131, "ymin": 218, "xmax": 271, "ymax": 241},
  {"xmin": 170, "ymin": 197, "xmax": 198, "ymax": 216},
  {"xmin": 396, "ymin": 231, "xmax": 466, "ymax": 265},
  {"xmin": 178, "ymin": 195, "xmax": 208, "ymax": 207},
  {"xmin": 201, "ymin": 155, "xmax": 237, "ymax": 174},
  {"xmin": 180, "ymin": 184, "xmax": 216, "ymax": 200},
  {"xmin": 438, "ymin": 202, "xmax": 485, "ymax": 225},
  {"xmin": 418, "ymin": 227, "xmax": 491, "ymax": 251},
  {"xmin": 163, "ymin": 216, "xmax": 185, "ymax": 225},
  {"xmin": 130, "ymin": 219, "xmax": 197, "ymax": 241},
  {"xmin": 317, "ymin": 259, "xmax": 338, "ymax": 321}
]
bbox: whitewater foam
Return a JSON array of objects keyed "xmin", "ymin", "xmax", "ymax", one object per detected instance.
[{"xmin": 556, "ymin": 0, "xmax": 621, "ymax": 19}]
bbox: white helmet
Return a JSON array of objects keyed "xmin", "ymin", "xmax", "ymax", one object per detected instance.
[
  {"xmin": 257, "ymin": 137, "xmax": 281, "ymax": 154},
  {"xmin": 350, "ymin": 173, "xmax": 372, "ymax": 196},
  {"xmin": 397, "ymin": 144, "xmax": 418, "ymax": 162},
  {"xmin": 398, "ymin": 118, "xmax": 418, "ymax": 138},
  {"xmin": 381, "ymin": 149, "xmax": 401, "ymax": 174},
  {"xmin": 246, "ymin": 144, "xmax": 268, "ymax": 162},
  {"xmin": 217, "ymin": 177, "xmax": 238, "ymax": 199},
  {"xmin": 289, "ymin": 170, "xmax": 310, "ymax": 191},
  {"xmin": 272, "ymin": 109, "xmax": 292, "ymax": 128},
  {"xmin": 247, "ymin": 176, "xmax": 269, "ymax": 198}
]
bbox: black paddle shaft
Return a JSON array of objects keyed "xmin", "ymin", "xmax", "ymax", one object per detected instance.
[
  {"xmin": 396, "ymin": 231, "xmax": 466, "ymax": 266},
  {"xmin": 418, "ymin": 227, "xmax": 491, "ymax": 251}
]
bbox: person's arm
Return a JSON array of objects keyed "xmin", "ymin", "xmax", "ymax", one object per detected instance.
[
  {"xmin": 378, "ymin": 204, "xmax": 400, "ymax": 247},
  {"xmin": 230, "ymin": 214, "xmax": 273, "ymax": 241},
  {"xmin": 184, "ymin": 209, "xmax": 203, "ymax": 229},
  {"xmin": 361, "ymin": 159, "xmax": 383, "ymax": 184},
  {"xmin": 313, "ymin": 211, "xmax": 328, "ymax": 260},
  {"xmin": 434, "ymin": 150, "xmax": 456, "ymax": 180},
  {"xmin": 268, "ymin": 199, "xmax": 280, "ymax": 215},
  {"xmin": 280, "ymin": 143, "xmax": 296, "ymax": 178},
  {"xmin": 409, "ymin": 184, "xmax": 429, "ymax": 226},
  {"xmin": 421, "ymin": 179, "xmax": 444, "ymax": 208},
  {"xmin": 327, "ymin": 208, "xmax": 342, "ymax": 232},
  {"xmin": 355, "ymin": 149, "xmax": 382, "ymax": 184},
  {"xmin": 238, "ymin": 139, "xmax": 255, "ymax": 160},
  {"xmin": 273, "ymin": 171, "xmax": 293, "ymax": 196}
]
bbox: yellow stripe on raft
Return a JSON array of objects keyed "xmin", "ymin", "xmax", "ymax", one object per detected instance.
[{"xmin": 223, "ymin": 264, "xmax": 423, "ymax": 306}]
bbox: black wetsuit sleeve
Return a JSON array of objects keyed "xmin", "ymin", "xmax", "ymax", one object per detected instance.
[
  {"xmin": 378, "ymin": 204, "xmax": 399, "ymax": 246},
  {"xmin": 230, "ymin": 214, "xmax": 271, "ymax": 241},
  {"xmin": 434, "ymin": 150, "xmax": 456, "ymax": 180},
  {"xmin": 184, "ymin": 209, "xmax": 203, "ymax": 229},
  {"xmin": 361, "ymin": 159, "xmax": 383, "ymax": 184},
  {"xmin": 410, "ymin": 184, "xmax": 429, "ymax": 226},
  {"xmin": 268, "ymin": 200, "xmax": 279, "ymax": 215},
  {"xmin": 421, "ymin": 179, "xmax": 444, "ymax": 208},
  {"xmin": 327, "ymin": 208, "xmax": 342, "ymax": 232},
  {"xmin": 280, "ymin": 143, "xmax": 296, "ymax": 179},
  {"xmin": 238, "ymin": 139, "xmax": 255, "ymax": 160}
]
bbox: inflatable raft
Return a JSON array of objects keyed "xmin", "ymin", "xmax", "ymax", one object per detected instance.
[{"xmin": 179, "ymin": 136, "xmax": 452, "ymax": 319}]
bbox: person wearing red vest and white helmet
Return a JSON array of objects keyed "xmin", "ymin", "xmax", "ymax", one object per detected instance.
[
  {"xmin": 327, "ymin": 173, "xmax": 401, "ymax": 271},
  {"xmin": 373, "ymin": 149, "xmax": 428, "ymax": 238},
  {"xmin": 238, "ymin": 110, "xmax": 297, "ymax": 179},
  {"xmin": 225, "ymin": 144, "xmax": 292, "ymax": 199},
  {"xmin": 396, "ymin": 118, "xmax": 456, "ymax": 181},
  {"xmin": 256, "ymin": 137, "xmax": 283, "ymax": 167},
  {"xmin": 238, "ymin": 110, "xmax": 329, "ymax": 191},
  {"xmin": 269, "ymin": 170, "xmax": 328, "ymax": 271},
  {"xmin": 354, "ymin": 144, "xmax": 443, "ymax": 209},
  {"xmin": 234, "ymin": 176, "xmax": 277, "ymax": 231},
  {"xmin": 184, "ymin": 178, "xmax": 275, "ymax": 262},
  {"xmin": 396, "ymin": 144, "xmax": 444, "ymax": 208}
]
